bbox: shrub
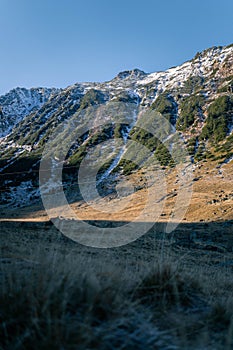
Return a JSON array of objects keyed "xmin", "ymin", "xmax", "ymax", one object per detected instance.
[
  {"xmin": 80, "ymin": 89, "xmax": 105, "ymax": 109},
  {"xmin": 200, "ymin": 95, "xmax": 233, "ymax": 142},
  {"xmin": 150, "ymin": 93, "xmax": 177, "ymax": 125},
  {"xmin": 176, "ymin": 94, "xmax": 205, "ymax": 131},
  {"xmin": 180, "ymin": 75, "xmax": 204, "ymax": 94}
]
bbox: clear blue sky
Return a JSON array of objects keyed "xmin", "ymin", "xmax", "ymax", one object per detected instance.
[{"xmin": 0, "ymin": 0, "xmax": 232, "ymax": 95}]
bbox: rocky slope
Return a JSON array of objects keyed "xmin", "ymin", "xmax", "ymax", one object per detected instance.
[
  {"xmin": 0, "ymin": 87, "xmax": 59, "ymax": 138},
  {"xmin": 0, "ymin": 44, "xmax": 233, "ymax": 208}
]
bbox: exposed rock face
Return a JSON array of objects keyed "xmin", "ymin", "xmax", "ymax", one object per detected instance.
[{"xmin": 116, "ymin": 69, "xmax": 147, "ymax": 80}]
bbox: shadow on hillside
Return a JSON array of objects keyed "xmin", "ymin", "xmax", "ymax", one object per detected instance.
[{"xmin": 0, "ymin": 218, "xmax": 232, "ymax": 251}]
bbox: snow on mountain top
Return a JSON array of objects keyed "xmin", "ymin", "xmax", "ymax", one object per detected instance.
[
  {"xmin": 139, "ymin": 45, "xmax": 233, "ymax": 87},
  {"xmin": 0, "ymin": 87, "xmax": 58, "ymax": 138},
  {"xmin": 0, "ymin": 44, "xmax": 232, "ymax": 140}
]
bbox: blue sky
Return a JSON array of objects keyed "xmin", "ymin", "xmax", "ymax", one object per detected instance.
[{"xmin": 0, "ymin": 0, "xmax": 232, "ymax": 95}]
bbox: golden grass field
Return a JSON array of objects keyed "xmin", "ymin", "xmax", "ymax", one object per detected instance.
[{"xmin": 1, "ymin": 159, "xmax": 232, "ymax": 224}]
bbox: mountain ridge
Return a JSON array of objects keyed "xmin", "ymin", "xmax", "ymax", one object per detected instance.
[{"xmin": 0, "ymin": 43, "xmax": 233, "ymax": 209}]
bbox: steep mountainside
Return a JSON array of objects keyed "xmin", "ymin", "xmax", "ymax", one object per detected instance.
[
  {"xmin": 0, "ymin": 87, "xmax": 59, "ymax": 138},
  {"xmin": 0, "ymin": 44, "xmax": 233, "ymax": 208}
]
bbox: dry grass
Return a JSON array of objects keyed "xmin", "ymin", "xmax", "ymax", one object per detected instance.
[
  {"xmin": 1, "ymin": 159, "xmax": 232, "ymax": 224},
  {"xmin": 0, "ymin": 220, "xmax": 233, "ymax": 349},
  {"xmin": 0, "ymin": 251, "xmax": 177, "ymax": 350}
]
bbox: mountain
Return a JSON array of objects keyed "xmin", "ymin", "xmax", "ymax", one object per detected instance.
[
  {"xmin": 0, "ymin": 44, "xmax": 233, "ymax": 208},
  {"xmin": 0, "ymin": 87, "xmax": 59, "ymax": 138}
]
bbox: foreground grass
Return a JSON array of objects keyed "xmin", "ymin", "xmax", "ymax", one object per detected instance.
[{"xmin": 0, "ymin": 223, "xmax": 233, "ymax": 349}]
